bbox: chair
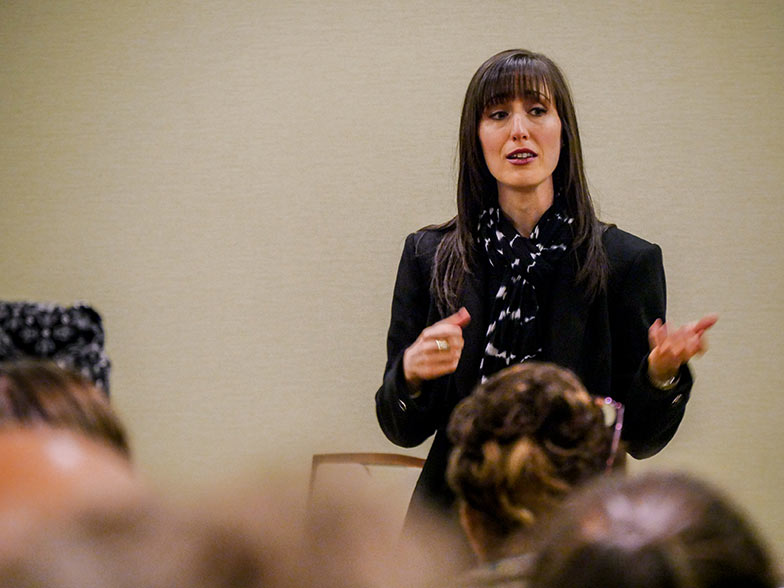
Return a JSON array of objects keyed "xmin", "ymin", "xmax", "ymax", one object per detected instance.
[
  {"xmin": 308, "ymin": 452, "xmax": 425, "ymax": 498},
  {"xmin": 308, "ymin": 452, "xmax": 425, "ymax": 541}
]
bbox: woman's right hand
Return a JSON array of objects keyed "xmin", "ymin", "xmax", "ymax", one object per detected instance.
[{"xmin": 403, "ymin": 307, "xmax": 471, "ymax": 393}]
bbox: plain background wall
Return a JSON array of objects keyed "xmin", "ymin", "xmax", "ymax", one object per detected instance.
[{"xmin": 2, "ymin": 0, "xmax": 782, "ymax": 558}]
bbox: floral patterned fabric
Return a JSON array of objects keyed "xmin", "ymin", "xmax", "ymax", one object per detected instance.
[{"xmin": 0, "ymin": 301, "xmax": 110, "ymax": 394}]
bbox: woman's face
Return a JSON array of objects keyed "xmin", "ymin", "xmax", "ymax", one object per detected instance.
[{"xmin": 478, "ymin": 92, "xmax": 562, "ymax": 198}]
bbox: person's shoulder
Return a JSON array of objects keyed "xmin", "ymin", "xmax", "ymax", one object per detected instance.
[
  {"xmin": 404, "ymin": 221, "xmax": 454, "ymax": 259},
  {"xmin": 602, "ymin": 224, "xmax": 660, "ymax": 265},
  {"xmin": 601, "ymin": 225, "xmax": 664, "ymax": 292}
]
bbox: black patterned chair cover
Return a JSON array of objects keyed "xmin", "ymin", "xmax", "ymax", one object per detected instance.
[{"xmin": 0, "ymin": 301, "xmax": 110, "ymax": 394}]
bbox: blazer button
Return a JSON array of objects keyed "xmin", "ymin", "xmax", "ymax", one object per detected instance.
[
  {"xmin": 671, "ymin": 394, "xmax": 683, "ymax": 406},
  {"xmin": 398, "ymin": 398, "xmax": 407, "ymax": 412}
]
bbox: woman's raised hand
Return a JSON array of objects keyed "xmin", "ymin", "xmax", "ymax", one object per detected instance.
[
  {"xmin": 403, "ymin": 307, "xmax": 471, "ymax": 392},
  {"xmin": 648, "ymin": 314, "xmax": 718, "ymax": 382}
]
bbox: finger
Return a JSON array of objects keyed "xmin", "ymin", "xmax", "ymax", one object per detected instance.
[
  {"xmin": 422, "ymin": 355, "xmax": 462, "ymax": 378},
  {"xmin": 406, "ymin": 338, "xmax": 463, "ymax": 381},
  {"xmin": 439, "ymin": 307, "xmax": 472, "ymax": 328},
  {"xmin": 433, "ymin": 337, "xmax": 464, "ymax": 354},
  {"xmin": 428, "ymin": 352, "xmax": 462, "ymax": 368},
  {"xmin": 431, "ymin": 337, "xmax": 453, "ymax": 353},
  {"xmin": 648, "ymin": 319, "xmax": 666, "ymax": 349},
  {"xmin": 426, "ymin": 338, "xmax": 465, "ymax": 357},
  {"xmin": 428, "ymin": 338, "xmax": 461, "ymax": 354},
  {"xmin": 693, "ymin": 313, "xmax": 719, "ymax": 334},
  {"xmin": 669, "ymin": 329, "xmax": 704, "ymax": 363},
  {"xmin": 423, "ymin": 323, "xmax": 465, "ymax": 340},
  {"xmin": 689, "ymin": 331, "xmax": 710, "ymax": 357},
  {"xmin": 648, "ymin": 319, "xmax": 661, "ymax": 349}
]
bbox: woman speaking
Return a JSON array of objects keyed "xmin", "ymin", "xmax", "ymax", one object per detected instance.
[{"xmin": 375, "ymin": 49, "xmax": 716, "ymax": 523}]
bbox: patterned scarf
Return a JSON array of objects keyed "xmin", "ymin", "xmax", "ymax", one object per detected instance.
[{"xmin": 476, "ymin": 200, "xmax": 573, "ymax": 380}]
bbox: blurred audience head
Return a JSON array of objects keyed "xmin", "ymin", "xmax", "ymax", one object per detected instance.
[
  {"xmin": 447, "ymin": 361, "xmax": 622, "ymax": 562},
  {"xmin": 0, "ymin": 359, "xmax": 129, "ymax": 457},
  {"xmin": 0, "ymin": 499, "xmax": 280, "ymax": 588},
  {"xmin": 529, "ymin": 471, "xmax": 779, "ymax": 588},
  {"xmin": 0, "ymin": 427, "xmax": 140, "ymax": 520},
  {"xmin": 0, "ymin": 469, "xmax": 444, "ymax": 588}
]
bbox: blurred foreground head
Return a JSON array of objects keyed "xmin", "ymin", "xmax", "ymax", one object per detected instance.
[
  {"xmin": 0, "ymin": 427, "xmax": 142, "ymax": 530},
  {"xmin": 529, "ymin": 471, "xmax": 779, "ymax": 588},
  {"xmin": 0, "ymin": 468, "xmax": 455, "ymax": 588},
  {"xmin": 0, "ymin": 498, "xmax": 282, "ymax": 588},
  {"xmin": 447, "ymin": 362, "xmax": 621, "ymax": 562},
  {"xmin": 0, "ymin": 360, "xmax": 129, "ymax": 456},
  {"xmin": 0, "ymin": 438, "xmax": 284, "ymax": 588}
]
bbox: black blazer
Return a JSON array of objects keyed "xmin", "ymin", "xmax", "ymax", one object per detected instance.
[{"xmin": 376, "ymin": 225, "xmax": 692, "ymax": 514}]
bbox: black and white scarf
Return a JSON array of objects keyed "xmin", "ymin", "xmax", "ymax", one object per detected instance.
[{"xmin": 476, "ymin": 201, "xmax": 573, "ymax": 380}]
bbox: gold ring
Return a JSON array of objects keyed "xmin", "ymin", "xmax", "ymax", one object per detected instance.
[{"xmin": 435, "ymin": 338, "xmax": 450, "ymax": 352}]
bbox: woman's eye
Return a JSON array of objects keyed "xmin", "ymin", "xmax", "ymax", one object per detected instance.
[
  {"xmin": 530, "ymin": 106, "xmax": 547, "ymax": 116},
  {"xmin": 488, "ymin": 110, "xmax": 508, "ymax": 120}
]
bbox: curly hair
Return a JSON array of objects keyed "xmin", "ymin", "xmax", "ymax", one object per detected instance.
[{"xmin": 446, "ymin": 362, "xmax": 617, "ymax": 538}]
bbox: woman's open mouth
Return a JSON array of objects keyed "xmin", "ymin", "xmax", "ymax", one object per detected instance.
[{"xmin": 506, "ymin": 149, "xmax": 537, "ymax": 164}]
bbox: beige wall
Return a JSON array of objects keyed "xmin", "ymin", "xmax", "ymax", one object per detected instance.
[{"xmin": 2, "ymin": 0, "xmax": 782, "ymax": 557}]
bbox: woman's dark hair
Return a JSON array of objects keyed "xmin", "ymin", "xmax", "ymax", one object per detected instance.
[
  {"xmin": 529, "ymin": 472, "xmax": 779, "ymax": 588},
  {"xmin": 431, "ymin": 49, "xmax": 607, "ymax": 313},
  {"xmin": 446, "ymin": 362, "xmax": 617, "ymax": 544},
  {"xmin": 0, "ymin": 359, "xmax": 130, "ymax": 457}
]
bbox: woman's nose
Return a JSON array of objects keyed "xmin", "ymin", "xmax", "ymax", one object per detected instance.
[{"xmin": 510, "ymin": 114, "xmax": 528, "ymax": 141}]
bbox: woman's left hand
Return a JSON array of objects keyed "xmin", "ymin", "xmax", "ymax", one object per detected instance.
[{"xmin": 648, "ymin": 314, "xmax": 719, "ymax": 382}]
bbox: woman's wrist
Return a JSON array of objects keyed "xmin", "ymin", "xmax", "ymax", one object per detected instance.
[
  {"xmin": 647, "ymin": 361, "xmax": 680, "ymax": 391},
  {"xmin": 648, "ymin": 371, "xmax": 680, "ymax": 391},
  {"xmin": 647, "ymin": 350, "xmax": 681, "ymax": 388}
]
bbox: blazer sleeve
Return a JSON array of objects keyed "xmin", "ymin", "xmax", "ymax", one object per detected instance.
[
  {"xmin": 608, "ymin": 239, "xmax": 693, "ymax": 459},
  {"xmin": 375, "ymin": 232, "xmax": 445, "ymax": 448}
]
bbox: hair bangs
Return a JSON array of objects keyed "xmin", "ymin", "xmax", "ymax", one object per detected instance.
[{"xmin": 477, "ymin": 55, "xmax": 554, "ymax": 111}]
